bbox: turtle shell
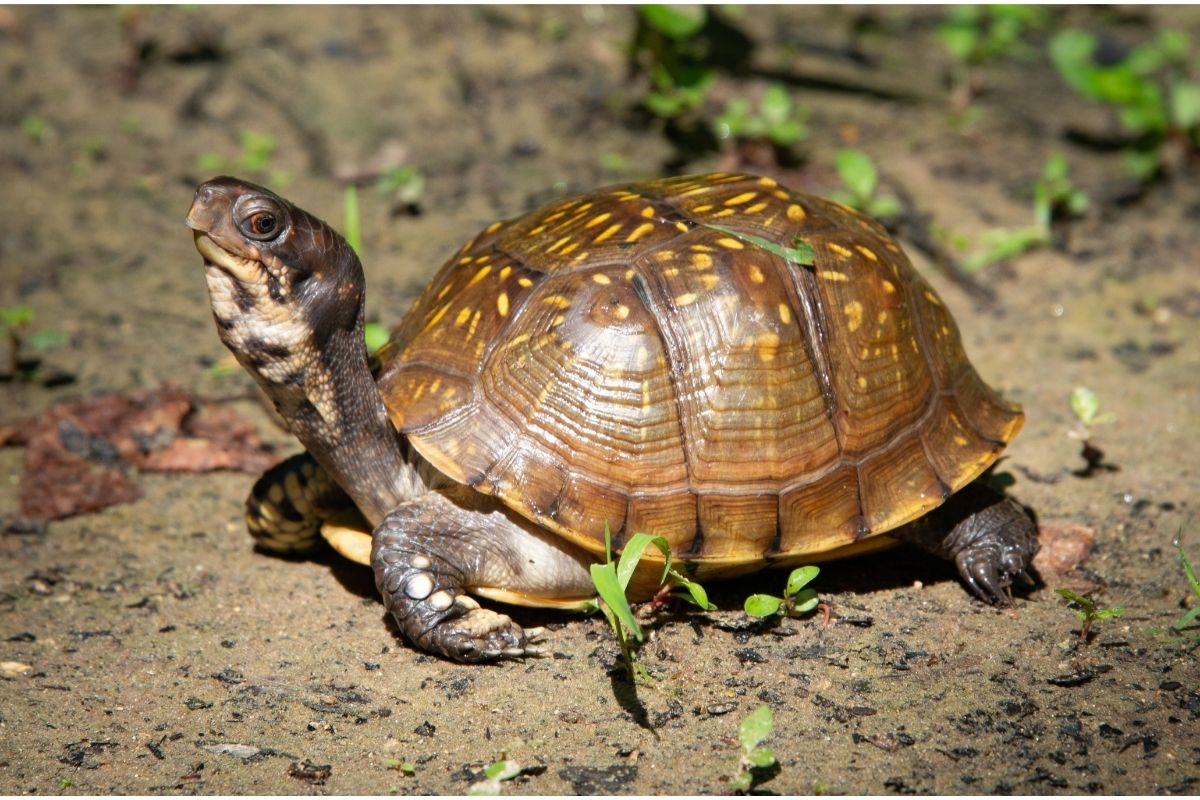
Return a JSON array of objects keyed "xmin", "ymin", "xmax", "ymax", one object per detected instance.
[{"xmin": 375, "ymin": 172, "xmax": 1022, "ymax": 573}]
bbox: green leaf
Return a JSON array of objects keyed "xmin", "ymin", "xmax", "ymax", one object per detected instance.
[
  {"xmin": 744, "ymin": 594, "xmax": 783, "ymax": 618},
  {"xmin": 0, "ymin": 305, "xmax": 33, "ymax": 328},
  {"xmin": 1070, "ymin": 386, "xmax": 1100, "ymax": 426},
  {"xmin": 363, "ymin": 322, "xmax": 389, "ymax": 355},
  {"xmin": 785, "ymin": 565, "xmax": 819, "ymax": 597},
  {"xmin": 937, "ymin": 24, "xmax": 978, "ymax": 63},
  {"xmin": 639, "ymin": 4, "xmax": 706, "ymax": 39},
  {"xmin": 27, "ymin": 329, "xmax": 66, "ymax": 350},
  {"xmin": 739, "ymin": 704, "xmax": 774, "ymax": 751},
  {"xmin": 760, "ymin": 84, "xmax": 791, "ymax": 125},
  {"xmin": 1093, "ymin": 606, "xmax": 1126, "ymax": 621},
  {"xmin": 868, "ymin": 194, "xmax": 903, "ymax": 218},
  {"xmin": 1176, "ymin": 529, "xmax": 1200, "ymax": 596},
  {"xmin": 616, "ymin": 532, "xmax": 672, "ymax": 590},
  {"xmin": 1055, "ymin": 587, "xmax": 1093, "ymax": 609},
  {"xmin": 590, "ymin": 562, "xmax": 644, "ymax": 642},
  {"xmin": 835, "ymin": 149, "xmax": 878, "ymax": 201},
  {"xmin": 746, "ymin": 748, "xmax": 776, "ymax": 768},
  {"xmin": 344, "ymin": 184, "xmax": 362, "ymax": 256},
  {"xmin": 483, "ymin": 760, "xmax": 522, "ymax": 781},
  {"xmin": 789, "ymin": 587, "xmax": 819, "ymax": 615},
  {"xmin": 1171, "ymin": 82, "xmax": 1200, "ymax": 129},
  {"xmin": 729, "ymin": 772, "xmax": 752, "ymax": 793},
  {"xmin": 1050, "ymin": 30, "xmax": 1101, "ymax": 98},
  {"xmin": 701, "ymin": 224, "xmax": 815, "ymax": 266},
  {"xmin": 669, "ymin": 569, "xmax": 715, "ymax": 610}
]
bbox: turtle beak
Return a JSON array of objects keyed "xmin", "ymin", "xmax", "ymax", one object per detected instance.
[{"xmin": 186, "ymin": 179, "xmax": 236, "ymax": 234}]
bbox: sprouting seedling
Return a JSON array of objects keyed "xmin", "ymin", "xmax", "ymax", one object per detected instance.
[
  {"xmin": 585, "ymin": 527, "xmax": 713, "ymax": 683},
  {"xmin": 744, "ymin": 565, "xmax": 820, "ymax": 620},
  {"xmin": 382, "ymin": 758, "xmax": 416, "ymax": 776},
  {"xmin": 1069, "ymin": 386, "xmax": 1117, "ymax": 434},
  {"xmin": 376, "ymin": 165, "xmax": 426, "ymax": 213},
  {"xmin": 714, "ymin": 84, "xmax": 809, "ymax": 149},
  {"xmin": 466, "ymin": 759, "xmax": 529, "ymax": 796},
  {"xmin": 936, "ymin": 5, "xmax": 1048, "ymax": 66},
  {"xmin": 1170, "ymin": 528, "xmax": 1200, "ymax": 641},
  {"xmin": 1055, "ymin": 588, "xmax": 1126, "ymax": 646},
  {"xmin": 830, "ymin": 149, "xmax": 901, "ymax": 218},
  {"xmin": 729, "ymin": 704, "xmax": 777, "ymax": 793},
  {"xmin": 1, "ymin": 305, "xmax": 65, "ymax": 380},
  {"xmin": 961, "ymin": 152, "xmax": 1087, "ymax": 273},
  {"xmin": 1033, "ymin": 152, "xmax": 1089, "ymax": 230}
]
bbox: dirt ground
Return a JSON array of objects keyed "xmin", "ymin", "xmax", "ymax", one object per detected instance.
[{"xmin": 1, "ymin": 6, "xmax": 1198, "ymax": 795}]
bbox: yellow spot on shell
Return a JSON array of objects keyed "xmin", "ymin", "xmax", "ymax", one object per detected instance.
[
  {"xmin": 691, "ymin": 244, "xmax": 716, "ymax": 253},
  {"xmin": 924, "ymin": 290, "xmax": 943, "ymax": 306},
  {"xmin": 584, "ymin": 212, "xmax": 612, "ymax": 228},
  {"xmin": 528, "ymin": 224, "xmax": 547, "ymax": 236},
  {"xmin": 877, "ymin": 311, "xmax": 889, "ymax": 324},
  {"xmin": 940, "ymin": 325, "xmax": 951, "ymax": 335},
  {"xmin": 819, "ymin": 271, "xmax": 849, "ymax": 282},
  {"xmin": 592, "ymin": 273, "xmax": 611, "ymax": 285},
  {"xmin": 693, "ymin": 204, "xmax": 713, "ymax": 213},
  {"xmin": 882, "ymin": 280, "xmax": 896, "ymax": 294},
  {"xmin": 484, "ymin": 221, "xmax": 503, "ymax": 234},
  {"xmin": 712, "ymin": 208, "xmax": 736, "ymax": 218},
  {"xmin": 636, "ymin": 345, "xmax": 649, "ymax": 369},
  {"xmin": 674, "ymin": 221, "xmax": 689, "ymax": 233},
  {"xmin": 497, "ymin": 293, "xmax": 509, "ymax": 316},
  {"xmin": 676, "ymin": 292, "xmax": 699, "ymax": 306},
  {"xmin": 543, "ymin": 295, "xmax": 571, "ymax": 309},
  {"xmin": 468, "ymin": 265, "xmax": 492, "ymax": 286},
  {"xmin": 787, "ymin": 204, "xmax": 806, "ymax": 221},
  {"xmin": 691, "ymin": 253, "xmax": 713, "ymax": 270},
  {"xmin": 594, "ymin": 223, "xmax": 622, "ymax": 243},
  {"xmin": 717, "ymin": 237, "xmax": 744, "ymax": 250},
  {"xmin": 437, "ymin": 283, "xmax": 454, "ymax": 299},
  {"xmin": 857, "ymin": 376, "xmax": 867, "ymax": 389},
  {"xmin": 551, "ymin": 314, "xmax": 566, "ymax": 327},
  {"xmin": 953, "ymin": 435, "xmax": 968, "ymax": 446},
  {"xmin": 856, "ymin": 245, "xmax": 878, "ymax": 261},
  {"xmin": 499, "ymin": 266, "xmax": 512, "ymax": 279},
  {"xmin": 757, "ymin": 332, "xmax": 780, "ymax": 362},
  {"xmin": 429, "ymin": 378, "xmax": 442, "ymax": 394},
  {"xmin": 424, "ymin": 302, "xmax": 452, "ymax": 331},
  {"xmin": 518, "ymin": 277, "xmax": 534, "ymax": 288},
  {"xmin": 546, "ymin": 235, "xmax": 572, "ymax": 253},
  {"xmin": 641, "ymin": 206, "xmax": 655, "ymax": 218},
  {"xmin": 454, "ymin": 307, "xmax": 472, "ymax": 327},
  {"xmin": 828, "ymin": 243, "xmax": 853, "ymax": 258},
  {"xmin": 747, "ymin": 265, "xmax": 765, "ymax": 283},
  {"xmin": 458, "ymin": 256, "xmax": 472, "ymax": 265},
  {"xmin": 844, "ymin": 300, "xmax": 863, "ymax": 332},
  {"xmin": 758, "ymin": 176, "xmax": 778, "ymax": 187},
  {"xmin": 443, "ymin": 387, "xmax": 457, "ymax": 400},
  {"xmin": 778, "ymin": 303, "xmax": 791, "ymax": 324},
  {"xmin": 724, "ymin": 191, "xmax": 757, "ymax": 206},
  {"xmin": 560, "ymin": 241, "xmax": 580, "ymax": 256},
  {"xmin": 744, "ymin": 202, "xmax": 768, "ymax": 214},
  {"xmin": 468, "ymin": 310, "xmax": 482, "ymax": 337},
  {"xmin": 614, "ymin": 304, "xmax": 631, "ymax": 320},
  {"xmin": 700, "ymin": 274, "xmax": 719, "ymax": 290},
  {"xmin": 626, "ymin": 222, "xmax": 655, "ymax": 242}
]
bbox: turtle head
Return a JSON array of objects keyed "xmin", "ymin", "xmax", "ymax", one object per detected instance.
[
  {"xmin": 188, "ymin": 177, "xmax": 414, "ymax": 525},
  {"xmin": 187, "ymin": 176, "xmax": 364, "ymax": 345}
]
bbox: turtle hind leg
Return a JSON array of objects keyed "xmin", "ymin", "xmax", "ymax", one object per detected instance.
[
  {"xmin": 246, "ymin": 451, "xmax": 351, "ymax": 555},
  {"xmin": 894, "ymin": 482, "xmax": 1039, "ymax": 605},
  {"xmin": 372, "ymin": 488, "xmax": 595, "ymax": 662}
]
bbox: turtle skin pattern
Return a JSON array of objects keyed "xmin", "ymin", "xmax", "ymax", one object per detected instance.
[{"xmin": 374, "ymin": 172, "xmax": 1023, "ymax": 574}]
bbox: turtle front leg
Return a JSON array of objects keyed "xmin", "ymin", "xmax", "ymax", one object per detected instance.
[
  {"xmin": 894, "ymin": 483, "xmax": 1039, "ymax": 605},
  {"xmin": 372, "ymin": 488, "xmax": 596, "ymax": 662},
  {"xmin": 246, "ymin": 451, "xmax": 352, "ymax": 554}
]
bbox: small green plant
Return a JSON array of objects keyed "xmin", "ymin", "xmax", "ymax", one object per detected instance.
[
  {"xmin": 962, "ymin": 152, "xmax": 1088, "ymax": 273},
  {"xmin": 1033, "ymin": 152, "xmax": 1090, "ymax": 230},
  {"xmin": 344, "ymin": 184, "xmax": 362, "ymax": 256},
  {"xmin": 1051, "ymin": 28, "xmax": 1200, "ymax": 181},
  {"xmin": 714, "ymin": 84, "xmax": 808, "ymax": 149},
  {"xmin": 21, "ymin": 115, "xmax": 53, "ymax": 143},
  {"xmin": 382, "ymin": 758, "xmax": 416, "ymax": 776},
  {"xmin": 1070, "ymin": 386, "xmax": 1117, "ymax": 429},
  {"xmin": 1170, "ymin": 528, "xmax": 1200, "ymax": 641},
  {"xmin": 633, "ymin": 5, "xmax": 715, "ymax": 121},
  {"xmin": 195, "ymin": 130, "xmax": 289, "ymax": 187},
  {"xmin": 744, "ymin": 565, "xmax": 820, "ymax": 619},
  {"xmin": 639, "ymin": 4, "xmax": 706, "ymax": 39},
  {"xmin": 466, "ymin": 759, "xmax": 528, "ymax": 796},
  {"xmin": 376, "ymin": 165, "xmax": 426, "ymax": 212},
  {"xmin": 586, "ymin": 528, "xmax": 713, "ymax": 682},
  {"xmin": 1056, "ymin": 588, "xmax": 1126, "ymax": 646},
  {"xmin": 830, "ymin": 149, "xmax": 902, "ymax": 218},
  {"xmin": 729, "ymin": 704, "xmax": 777, "ymax": 793},
  {"xmin": 937, "ymin": 5, "xmax": 1048, "ymax": 65},
  {"xmin": 2, "ymin": 305, "xmax": 65, "ymax": 380}
]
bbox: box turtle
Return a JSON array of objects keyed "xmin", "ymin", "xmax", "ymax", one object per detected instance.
[{"xmin": 187, "ymin": 171, "xmax": 1036, "ymax": 662}]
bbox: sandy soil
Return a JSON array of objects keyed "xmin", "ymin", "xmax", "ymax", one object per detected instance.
[{"xmin": 1, "ymin": 6, "xmax": 1197, "ymax": 795}]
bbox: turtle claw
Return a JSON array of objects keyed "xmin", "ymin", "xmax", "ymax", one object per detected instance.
[{"xmin": 523, "ymin": 626, "xmax": 546, "ymax": 642}]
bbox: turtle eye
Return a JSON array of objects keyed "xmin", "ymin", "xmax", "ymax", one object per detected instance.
[{"xmin": 237, "ymin": 199, "xmax": 286, "ymax": 241}]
